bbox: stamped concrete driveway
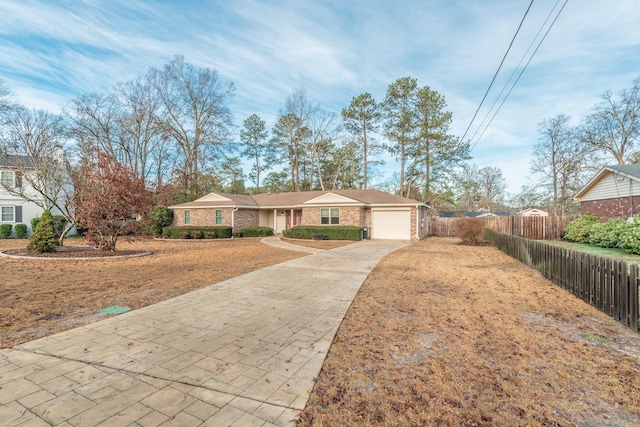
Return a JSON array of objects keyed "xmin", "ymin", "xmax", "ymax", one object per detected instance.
[{"xmin": 0, "ymin": 238, "xmax": 406, "ymax": 427}]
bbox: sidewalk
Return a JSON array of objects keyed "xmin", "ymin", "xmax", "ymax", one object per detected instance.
[{"xmin": 0, "ymin": 239, "xmax": 406, "ymax": 426}]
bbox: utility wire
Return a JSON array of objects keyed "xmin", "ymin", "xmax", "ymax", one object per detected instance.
[
  {"xmin": 470, "ymin": 0, "xmax": 569, "ymax": 151},
  {"xmin": 467, "ymin": 0, "xmax": 562, "ymax": 145},
  {"xmin": 460, "ymin": 0, "xmax": 535, "ymax": 143}
]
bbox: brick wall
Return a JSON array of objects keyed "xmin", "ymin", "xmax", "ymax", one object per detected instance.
[
  {"xmin": 300, "ymin": 207, "xmax": 363, "ymax": 226},
  {"xmin": 234, "ymin": 209, "xmax": 259, "ymax": 230},
  {"xmin": 580, "ymin": 196, "xmax": 640, "ymax": 221},
  {"xmin": 173, "ymin": 208, "xmax": 259, "ymax": 230}
]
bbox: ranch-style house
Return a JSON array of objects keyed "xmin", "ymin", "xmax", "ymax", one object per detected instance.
[{"xmin": 168, "ymin": 189, "xmax": 430, "ymax": 240}]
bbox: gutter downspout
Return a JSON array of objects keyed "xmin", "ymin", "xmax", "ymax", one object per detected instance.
[{"xmin": 416, "ymin": 205, "xmax": 420, "ymax": 240}]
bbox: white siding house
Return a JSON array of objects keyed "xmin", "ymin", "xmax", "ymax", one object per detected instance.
[{"xmin": 0, "ymin": 156, "xmax": 47, "ymax": 236}]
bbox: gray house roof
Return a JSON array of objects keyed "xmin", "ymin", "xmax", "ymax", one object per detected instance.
[{"xmin": 0, "ymin": 154, "xmax": 36, "ymax": 168}]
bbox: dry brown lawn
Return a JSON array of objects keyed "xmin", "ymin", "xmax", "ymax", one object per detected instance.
[
  {"xmin": 298, "ymin": 237, "xmax": 640, "ymax": 427},
  {"xmin": 0, "ymin": 237, "xmax": 312, "ymax": 348}
]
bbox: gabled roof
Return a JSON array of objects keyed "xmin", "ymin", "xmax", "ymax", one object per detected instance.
[
  {"xmin": 574, "ymin": 164, "xmax": 640, "ymax": 199},
  {"xmin": 169, "ymin": 189, "xmax": 427, "ymax": 210},
  {"xmin": 0, "ymin": 154, "xmax": 36, "ymax": 168}
]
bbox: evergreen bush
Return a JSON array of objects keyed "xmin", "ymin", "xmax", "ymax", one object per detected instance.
[
  {"xmin": 162, "ymin": 226, "xmax": 233, "ymax": 239},
  {"xmin": 147, "ymin": 206, "xmax": 173, "ymax": 236},
  {"xmin": 241, "ymin": 226, "xmax": 274, "ymax": 237},
  {"xmin": 563, "ymin": 215, "xmax": 599, "ymax": 243},
  {"xmin": 14, "ymin": 223, "xmax": 28, "ymax": 239},
  {"xmin": 588, "ymin": 218, "xmax": 627, "ymax": 248},
  {"xmin": 0, "ymin": 224, "xmax": 12, "ymax": 239},
  {"xmin": 618, "ymin": 216, "xmax": 640, "ymax": 254},
  {"xmin": 283, "ymin": 226, "xmax": 362, "ymax": 241},
  {"xmin": 27, "ymin": 209, "xmax": 59, "ymax": 252}
]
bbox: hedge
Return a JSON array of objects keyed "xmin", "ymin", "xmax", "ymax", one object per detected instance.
[
  {"xmin": 0, "ymin": 224, "xmax": 12, "ymax": 239},
  {"xmin": 282, "ymin": 226, "xmax": 362, "ymax": 241},
  {"xmin": 161, "ymin": 226, "xmax": 233, "ymax": 239},
  {"xmin": 241, "ymin": 226, "xmax": 274, "ymax": 237},
  {"xmin": 15, "ymin": 223, "xmax": 28, "ymax": 239}
]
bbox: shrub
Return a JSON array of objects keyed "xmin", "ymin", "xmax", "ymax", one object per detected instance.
[
  {"xmin": 588, "ymin": 218, "xmax": 627, "ymax": 248},
  {"xmin": 619, "ymin": 216, "xmax": 640, "ymax": 254},
  {"xmin": 179, "ymin": 231, "xmax": 190, "ymax": 239},
  {"xmin": 0, "ymin": 224, "xmax": 12, "ymax": 239},
  {"xmin": 563, "ymin": 215, "xmax": 599, "ymax": 243},
  {"xmin": 453, "ymin": 218, "xmax": 484, "ymax": 244},
  {"xmin": 14, "ymin": 223, "xmax": 28, "ymax": 239},
  {"xmin": 27, "ymin": 209, "xmax": 59, "ymax": 252},
  {"xmin": 312, "ymin": 233, "xmax": 327, "ymax": 240},
  {"xmin": 147, "ymin": 206, "xmax": 173, "ymax": 236},
  {"xmin": 162, "ymin": 226, "xmax": 233, "ymax": 239},
  {"xmin": 31, "ymin": 215, "xmax": 69, "ymax": 238},
  {"xmin": 241, "ymin": 226, "xmax": 273, "ymax": 237},
  {"xmin": 190, "ymin": 230, "xmax": 204, "ymax": 239},
  {"xmin": 283, "ymin": 226, "xmax": 362, "ymax": 241}
]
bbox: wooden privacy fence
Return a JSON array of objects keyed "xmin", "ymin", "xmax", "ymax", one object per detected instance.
[
  {"xmin": 428, "ymin": 215, "xmax": 577, "ymax": 240},
  {"xmin": 485, "ymin": 229, "xmax": 640, "ymax": 332}
]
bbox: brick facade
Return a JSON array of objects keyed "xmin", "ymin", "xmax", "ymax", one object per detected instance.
[
  {"xmin": 173, "ymin": 208, "xmax": 258, "ymax": 229},
  {"xmin": 300, "ymin": 206, "xmax": 364, "ymax": 227},
  {"xmin": 580, "ymin": 197, "xmax": 640, "ymax": 222}
]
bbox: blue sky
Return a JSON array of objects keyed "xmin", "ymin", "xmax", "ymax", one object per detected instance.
[{"xmin": 2, "ymin": 0, "xmax": 640, "ymax": 195}]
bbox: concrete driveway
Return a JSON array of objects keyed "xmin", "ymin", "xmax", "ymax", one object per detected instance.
[{"xmin": 0, "ymin": 238, "xmax": 406, "ymax": 426}]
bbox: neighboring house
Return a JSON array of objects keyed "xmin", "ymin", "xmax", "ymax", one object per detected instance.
[
  {"xmin": 517, "ymin": 208, "xmax": 549, "ymax": 217},
  {"xmin": 168, "ymin": 189, "xmax": 430, "ymax": 240},
  {"xmin": 574, "ymin": 164, "xmax": 640, "ymax": 221},
  {"xmin": 0, "ymin": 155, "xmax": 43, "ymax": 235}
]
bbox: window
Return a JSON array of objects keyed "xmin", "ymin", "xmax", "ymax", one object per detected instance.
[
  {"xmin": 321, "ymin": 208, "xmax": 339, "ymax": 225},
  {"xmin": 1, "ymin": 171, "xmax": 14, "ymax": 188},
  {"xmin": 215, "ymin": 209, "xmax": 222, "ymax": 225},
  {"xmin": 184, "ymin": 210, "xmax": 190, "ymax": 225},
  {"xmin": 1, "ymin": 206, "xmax": 14, "ymax": 222}
]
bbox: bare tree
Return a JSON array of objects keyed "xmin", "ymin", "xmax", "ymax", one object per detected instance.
[
  {"xmin": 152, "ymin": 55, "xmax": 234, "ymax": 199},
  {"xmin": 477, "ymin": 166, "xmax": 506, "ymax": 212},
  {"xmin": 454, "ymin": 164, "xmax": 480, "ymax": 212},
  {"xmin": 0, "ymin": 107, "xmax": 75, "ymax": 243},
  {"xmin": 582, "ymin": 78, "xmax": 640, "ymax": 164},
  {"xmin": 533, "ymin": 114, "xmax": 591, "ymax": 216}
]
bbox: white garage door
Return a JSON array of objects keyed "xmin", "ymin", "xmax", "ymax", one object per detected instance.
[{"xmin": 371, "ymin": 209, "xmax": 411, "ymax": 240}]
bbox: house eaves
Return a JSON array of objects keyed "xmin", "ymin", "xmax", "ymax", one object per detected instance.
[{"xmin": 574, "ymin": 165, "xmax": 640, "ymax": 200}]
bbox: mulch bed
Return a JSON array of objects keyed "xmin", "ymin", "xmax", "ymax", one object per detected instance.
[{"xmin": 2, "ymin": 247, "xmax": 148, "ymax": 258}]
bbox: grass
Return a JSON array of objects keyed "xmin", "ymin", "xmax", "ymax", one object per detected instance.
[{"xmin": 545, "ymin": 239, "xmax": 640, "ymax": 265}]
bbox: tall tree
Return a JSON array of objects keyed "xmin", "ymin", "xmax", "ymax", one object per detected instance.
[
  {"xmin": 582, "ymin": 77, "xmax": 640, "ymax": 164},
  {"xmin": 413, "ymin": 86, "xmax": 470, "ymax": 203},
  {"xmin": 533, "ymin": 114, "xmax": 589, "ymax": 216},
  {"xmin": 270, "ymin": 113, "xmax": 309, "ymax": 192},
  {"xmin": 308, "ymin": 108, "xmax": 342, "ymax": 190},
  {"xmin": 153, "ymin": 55, "xmax": 234, "ymax": 199},
  {"xmin": 240, "ymin": 114, "xmax": 269, "ymax": 193},
  {"xmin": 382, "ymin": 77, "xmax": 418, "ymax": 197},
  {"xmin": 341, "ymin": 93, "xmax": 380, "ymax": 189}
]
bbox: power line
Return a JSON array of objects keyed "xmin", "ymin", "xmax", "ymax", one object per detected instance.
[
  {"xmin": 470, "ymin": 0, "xmax": 569, "ymax": 151},
  {"xmin": 460, "ymin": 0, "xmax": 535, "ymax": 143},
  {"xmin": 467, "ymin": 0, "xmax": 563, "ymax": 145}
]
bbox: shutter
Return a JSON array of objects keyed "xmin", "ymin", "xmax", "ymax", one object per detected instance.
[
  {"xmin": 15, "ymin": 171, "xmax": 22, "ymax": 189},
  {"xmin": 15, "ymin": 206, "xmax": 22, "ymax": 223}
]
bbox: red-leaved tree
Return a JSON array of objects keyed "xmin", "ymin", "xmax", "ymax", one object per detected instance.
[{"xmin": 73, "ymin": 152, "xmax": 152, "ymax": 251}]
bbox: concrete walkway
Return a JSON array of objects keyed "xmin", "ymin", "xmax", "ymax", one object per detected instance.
[{"xmin": 0, "ymin": 239, "xmax": 406, "ymax": 426}]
